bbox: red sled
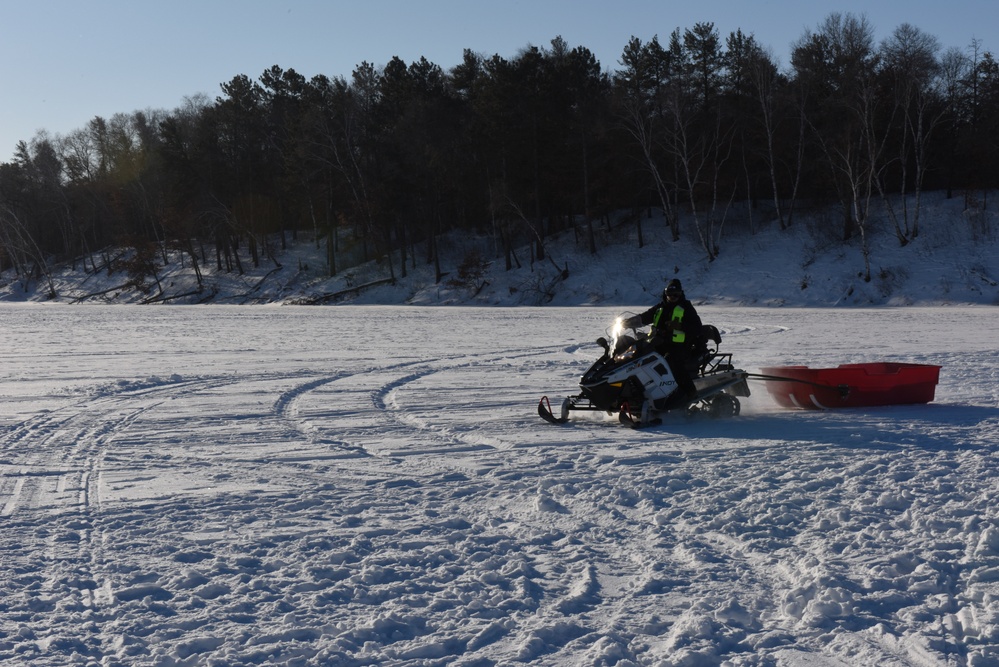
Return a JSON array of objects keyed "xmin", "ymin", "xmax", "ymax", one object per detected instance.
[{"xmin": 760, "ymin": 363, "xmax": 941, "ymax": 410}]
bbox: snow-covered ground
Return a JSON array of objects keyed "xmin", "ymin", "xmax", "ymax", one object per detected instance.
[{"xmin": 1, "ymin": 303, "xmax": 998, "ymax": 666}]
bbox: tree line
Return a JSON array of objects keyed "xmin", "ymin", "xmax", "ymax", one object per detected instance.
[{"xmin": 1, "ymin": 13, "xmax": 996, "ymax": 296}]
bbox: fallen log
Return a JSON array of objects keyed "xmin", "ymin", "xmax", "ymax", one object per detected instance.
[{"xmin": 297, "ymin": 276, "xmax": 395, "ymax": 304}]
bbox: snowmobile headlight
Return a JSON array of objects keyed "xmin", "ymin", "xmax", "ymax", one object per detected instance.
[{"xmin": 614, "ymin": 349, "xmax": 635, "ymax": 362}]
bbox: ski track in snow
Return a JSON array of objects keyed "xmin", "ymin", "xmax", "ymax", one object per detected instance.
[{"xmin": 0, "ymin": 305, "xmax": 998, "ymax": 666}]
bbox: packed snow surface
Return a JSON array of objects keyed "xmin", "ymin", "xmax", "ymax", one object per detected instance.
[{"xmin": 1, "ymin": 303, "xmax": 998, "ymax": 666}]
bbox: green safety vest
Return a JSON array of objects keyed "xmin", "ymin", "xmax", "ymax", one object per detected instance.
[{"xmin": 652, "ymin": 305, "xmax": 686, "ymax": 344}]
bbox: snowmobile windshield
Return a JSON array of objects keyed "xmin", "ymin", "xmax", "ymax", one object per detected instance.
[
  {"xmin": 609, "ymin": 315, "xmax": 631, "ymax": 351},
  {"xmin": 609, "ymin": 316, "xmax": 627, "ymax": 349},
  {"xmin": 608, "ymin": 313, "xmax": 641, "ymax": 360}
]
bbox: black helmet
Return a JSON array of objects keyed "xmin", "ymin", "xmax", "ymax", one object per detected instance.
[{"xmin": 663, "ymin": 279, "xmax": 683, "ymax": 300}]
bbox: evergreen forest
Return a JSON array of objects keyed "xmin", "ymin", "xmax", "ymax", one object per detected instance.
[{"xmin": 1, "ymin": 13, "xmax": 997, "ymax": 294}]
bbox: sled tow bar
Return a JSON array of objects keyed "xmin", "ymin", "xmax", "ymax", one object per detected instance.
[{"xmin": 746, "ymin": 373, "xmax": 850, "ymax": 398}]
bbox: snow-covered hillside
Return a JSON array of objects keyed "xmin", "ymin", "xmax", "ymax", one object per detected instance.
[
  {"xmin": 2, "ymin": 191, "xmax": 998, "ymax": 308},
  {"xmin": 1, "ymin": 304, "xmax": 997, "ymax": 666}
]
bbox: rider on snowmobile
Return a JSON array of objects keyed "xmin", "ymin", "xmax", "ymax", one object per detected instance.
[{"xmin": 623, "ymin": 278, "xmax": 702, "ymax": 407}]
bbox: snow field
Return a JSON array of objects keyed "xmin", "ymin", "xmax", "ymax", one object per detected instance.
[{"xmin": 0, "ymin": 304, "xmax": 997, "ymax": 666}]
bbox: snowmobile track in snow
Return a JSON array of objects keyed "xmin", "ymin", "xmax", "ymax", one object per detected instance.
[{"xmin": 2, "ymin": 305, "xmax": 999, "ymax": 666}]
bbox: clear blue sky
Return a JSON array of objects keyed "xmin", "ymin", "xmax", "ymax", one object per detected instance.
[{"xmin": 2, "ymin": 0, "xmax": 995, "ymax": 161}]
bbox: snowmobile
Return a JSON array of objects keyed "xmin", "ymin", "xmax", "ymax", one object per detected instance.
[{"xmin": 538, "ymin": 314, "xmax": 751, "ymax": 427}]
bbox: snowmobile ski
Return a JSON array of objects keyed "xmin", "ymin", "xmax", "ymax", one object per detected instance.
[
  {"xmin": 538, "ymin": 396, "xmax": 569, "ymax": 424},
  {"xmin": 617, "ymin": 401, "xmax": 662, "ymax": 429}
]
